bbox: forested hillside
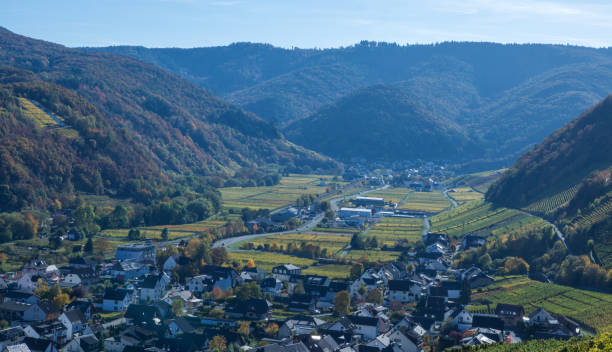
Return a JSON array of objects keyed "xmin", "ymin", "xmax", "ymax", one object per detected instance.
[
  {"xmin": 92, "ymin": 42, "xmax": 612, "ymax": 164},
  {"xmin": 0, "ymin": 28, "xmax": 339, "ymax": 212},
  {"xmin": 487, "ymin": 96, "xmax": 612, "ymax": 268},
  {"xmin": 285, "ymin": 83, "xmax": 476, "ymax": 161}
]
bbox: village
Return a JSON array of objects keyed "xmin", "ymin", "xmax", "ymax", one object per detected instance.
[{"xmin": 0, "ymin": 185, "xmax": 584, "ymax": 352}]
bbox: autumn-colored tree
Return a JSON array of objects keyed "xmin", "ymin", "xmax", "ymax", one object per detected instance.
[
  {"xmin": 334, "ymin": 290, "xmax": 350, "ymax": 316},
  {"xmin": 350, "ymin": 263, "xmax": 364, "ymax": 280},
  {"xmin": 365, "ymin": 288, "xmax": 383, "ymax": 304},
  {"xmin": 211, "ymin": 286, "xmax": 224, "ymax": 300},
  {"xmin": 208, "ymin": 335, "xmax": 227, "ymax": 352},
  {"xmin": 52, "ymin": 293, "xmax": 70, "ymax": 309},
  {"xmin": 264, "ymin": 323, "xmax": 279, "ymax": 337},
  {"xmin": 294, "ymin": 280, "xmax": 305, "ymax": 294},
  {"xmin": 246, "ymin": 258, "xmax": 256, "ymax": 268},
  {"xmin": 210, "ymin": 247, "xmax": 228, "ymax": 265},
  {"xmin": 504, "ymin": 257, "xmax": 530, "ymax": 274},
  {"xmin": 238, "ymin": 321, "xmax": 250, "ymax": 336}
]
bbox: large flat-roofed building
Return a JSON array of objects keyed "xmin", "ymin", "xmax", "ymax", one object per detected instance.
[
  {"xmin": 339, "ymin": 207, "xmax": 372, "ymax": 219},
  {"xmin": 115, "ymin": 243, "xmax": 156, "ymax": 263},
  {"xmin": 352, "ymin": 196, "xmax": 385, "ymax": 207}
]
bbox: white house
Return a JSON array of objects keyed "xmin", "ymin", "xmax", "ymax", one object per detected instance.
[
  {"xmin": 388, "ymin": 280, "xmax": 421, "ymax": 303},
  {"xmin": 163, "ymin": 256, "xmax": 177, "ymax": 272},
  {"xmin": 17, "ymin": 275, "xmax": 38, "ymax": 292},
  {"xmin": 347, "ymin": 315, "xmax": 382, "ymax": 340},
  {"xmin": 139, "ymin": 273, "xmax": 169, "ymax": 303},
  {"xmin": 62, "ymin": 274, "xmax": 82, "ymax": 287},
  {"xmin": 65, "ymin": 334, "xmax": 98, "ymax": 352},
  {"xmin": 271, "ymin": 264, "xmax": 301, "ymax": 282},
  {"xmin": 102, "ymin": 288, "xmax": 131, "ymax": 312},
  {"xmin": 453, "ymin": 309, "xmax": 473, "ymax": 331},
  {"xmin": 59, "ymin": 310, "xmax": 86, "ymax": 340}
]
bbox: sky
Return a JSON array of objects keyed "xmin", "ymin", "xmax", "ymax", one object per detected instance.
[{"xmin": 3, "ymin": 0, "xmax": 612, "ymax": 49}]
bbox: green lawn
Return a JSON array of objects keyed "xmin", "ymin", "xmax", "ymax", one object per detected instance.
[
  {"xmin": 398, "ymin": 191, "xmax": 451, "ymax": 213},
  {"xmin": 367, "ymin": 217, "xmax": 423, "ymax": 246}
]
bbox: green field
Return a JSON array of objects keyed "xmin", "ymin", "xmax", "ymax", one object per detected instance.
[
  {"xmin": 220, "ymin": 174, "xmax": 340, "ymax": 210},
  {"xmin": 303, "ymin": 264, "xmax": 351, "ymax": 279},
  {"xmin": 344, "ymin": 249, "xmax": 401, "ymax": 262},
  {"xmin": 18, "ymin": 97, "xmax": 64, "ymax": 127},
  {"xmin": 471, "ymin": 276, "xmax": 612, "ymax": 332},
  {"xmin": 450, "ymin": 169, "xmax": 505, "ymax": 193},
  {"xmin": 364, "ymin": 187, "xmax": 412, "ymax": 204},
  {"xmin": 229, "ymin": 251, "xmax": 317, "ymax": 271},
  {"xmin": 100, "ymin": 214, "xmax": 243, "ymax": 241},
  {"xmin": 429, "ymin": 200, "xmax": 541, "ymax": 238},
  {"xmin": 236, "ymin": 232, "xmax": 351, "ymax": 254},
  {"xmin": 367, "ymin": 217, "xmax": 424, "ymax": 246},
  {"xmin": 447, "ymin": 187, "xmax": 484, "ymax": 204},
  {"xmin": 398, "ymin": 191, "xmax": 451, "ymax": 213}
]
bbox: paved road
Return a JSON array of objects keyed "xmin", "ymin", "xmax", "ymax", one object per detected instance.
[
  {"xmin": 212, "ymin": 185, "xmax": 389, "ymax": 251},
  {"xmin": 443, "ymin": 189, "xmax": 458, "ymax": 208}
]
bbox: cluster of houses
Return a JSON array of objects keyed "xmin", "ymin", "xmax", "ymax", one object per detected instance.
[{"xmin": 0, "ymin": 230, "xmax": 584, "ymax": 352}]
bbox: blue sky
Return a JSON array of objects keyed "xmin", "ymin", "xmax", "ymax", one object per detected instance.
[{"xmin": 3, "ymin": 0, "xmax": 612, "ymax": 48}]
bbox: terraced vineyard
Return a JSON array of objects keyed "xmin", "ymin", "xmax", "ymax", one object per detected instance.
[
  {"xmin": 571, "ymin": 194, "xmax": 612, "ymax": 229},
  {"xmin": 471, "ymin": 276, "xmax": 612, "ymax": 332},
  {"xmin": 450, "ymin": 169, "xmax": 505, "ymax": 193},
  {"xmin": 100, "ymin": 214, "xmax": 243, "ymax": 241},
  {"xmin": 523, "ymin": 184, "xmax": 580, "ymax": 217},
  {"xmin": 367, "ymin": 217, "xmax": 424, "ymax": 246},
  {"xmin": 236, "ymin": 232, "xmax": 351, "ymax": 254},
  {"xmin": 429, "ymin": 200, "xmax": 531, "ymax": 238},
  {"xmin": 398, "ymin": 191, "xmax": 451, "ymax": 213},
  {"xmin": 18, "ymin": 97, "xmax": 64, "ymax": 127},
  {"xmin": 229, "ymin": 251, "xmax": 317, "ymax": 271},
  {"xmin": 446, "ymin": 187, "xmax": 484, "ymax": 204},
  {"xmin": 221, "ymin": 174, "xmax": 339, "ymax": 210},
  {"xmin": 364, "ymin": 187, "xmax": 412, "ymax": 204}
]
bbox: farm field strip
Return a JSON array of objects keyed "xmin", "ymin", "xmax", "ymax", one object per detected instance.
[
  {"xmin": 344, "ymin": 249, "xmax": 401, "ymax": 261},
  {"xmin": 303, "ymin": 264, "xmax": 351, "ymax": 279},
  {"xmin": 365, "ymin": 187, "xmax": 412, "ymax": 204},
  {"xmin": 221, "ymin": 174, "xmax": 338, "ymax": 210},
  {"xmin": 229, "ymin": 251, "xmax": 317, "ymax": 272},
  {"xmin": 367, "ymin": 217, "xmax": 424, "ymax": 246},
  {"xmin": 398, "ymin": 191, "xmax": 451, "ymax": 213},
  {"xmin": 18, "ymin": 97, "xmax": 64, "ymax": 127},
  {"xmin": 447, "ymin": 187, "xmax": 484, "ymax": 204},
  {"xmin": 237, "ymin": 232, "xmax": 351, "ymax": 253}
]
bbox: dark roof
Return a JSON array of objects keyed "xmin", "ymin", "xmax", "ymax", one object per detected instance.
[
  {"xmin": 495, "ymin": 303, "xmax": 524, "ymax": 316},
  {"xmin": 170, "ymin": 317, "xmax": 195, "ymax": 334},
  {"xmin": 3, "ymin": 290, "xmax": 36, "ymax": 299},
  {"xmin": 441, "ymin": 281, "xmax": 461, "ymax": 290},
  {"xmin": 103, "ymin": 288, "xmax": 130, "ymax": 301},
  {"xmin": 0, "ymin": 302, "xmax": 32, "ymax": 312},
  {"xmin": 140, "ymin": 274, "xmax": 161, "ymax": 289},
  {"xmin": 472, "ymin": 314, "xmax": 505, "ymax": 330},
  {"xmin": 429, "ymin": 286, "xmax": 447, "ymax": 297},
  {"xmin": 125, "ymin": 304, "xmax": 161, "ymax": 325},
  {"xmin": 36, "ymin": 301, "xmax": 59, "ymax": 315},
  {"xmin": 67, "ymin": 299, "xmax": 91, "ymax": 312},
  {"xmin": 0, "ymin": 327, "xmax": 25, "ymax": 340},
  {"xmin": 388, "ymin": 280, "xmax": 416, "ymax": 291},
  {"xmin": 228, "ymin": 299, "xmax": 271, "ymax": 315},
  {"xmin": 256, "ymin": 342, "xmax": 310, "ymax": 352},
  {"xmin": 64, "ymin": 309, "xmax": 85, "ymax": 323},
  {"xmin": 69, "ymin": 257, "xmax": 97, "ymax": 266},
  {"xmin": 347, "ymin": 315, "xmax": 378, "ymax": 327},
  {"xmin": 329, "ymin": 281, "xmax": 350, "ymax": 292},
  {"xmin": 260, "ymin": 277, "xmax": 279, "ymax": 288},
  {"xmin": 22, "ymin": 337, "xmax": 52, "ymax": 352}
]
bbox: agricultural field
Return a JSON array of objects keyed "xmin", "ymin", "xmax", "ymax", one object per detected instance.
[
  {"xmin": 235, "ymin": 232, "xmax": 351, "ymax": 255},
  {"xmin": 220, "ymin": 174, "xmax": 340, "ymax": 210},
  {"xmin": 429, "ymin": 200, "xmax": 534, "ymax": 238},
  {"xmin": 303, "ymin": 264, "xmax": 351, "ymax": 279},
  {"xmin": 449, "ymin": 169, "xmax": 505, "ymax": 193},
  {"xmin": 398, "ymin": 191, "xmax": 451, "ymax": 213},
  {"xmin": 18, "ymin": 97, "xmax": 64, "ymax": 127},
  {"xmin": 100, "ymin": 214, "xmax": 243, "ymax": 241},
  {"xmin": 523, "ymin": 184, "xmax": 580, "ymax": 217},
  {"xmin": 446, "ymin": 187, "xmax": 484, "ymax": 204},
  {"xmin": 364, "ymin": 187, "xmax": 412, "ymax": 204},
  {"xmin": 229, "ymin": 251, "xmax": 317, "ymax": 271},
  {"xmin": 470, "ymin": 276, "xmax": 612, "ymax": 332},
  {"xmin": 367, "ymin": 217, "xmax": 424, "ymax": 246},
  {"xmin": 344, "ymin": 250, "xmax": 401, "ymax": 262}
]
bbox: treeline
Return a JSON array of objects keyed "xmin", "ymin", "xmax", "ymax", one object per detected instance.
[{"xmin": 0, "ymin": 212, "xmax": 39, "ymax": 243}]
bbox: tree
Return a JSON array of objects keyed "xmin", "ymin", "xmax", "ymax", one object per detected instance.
[
  {"xmin": 234, "ymin": 281, "xmax": 262, "ymax": 301},
  {"xmin": 365, "ymin": 288, "xmax": 383, "ymax": 304},
  {"xmin": 161, "ymin": 228, "xmax": 169, "ymax": 241},
  {"xmin": 350, "ymin": 263, "xmax": 364, "ymax": 281},
  {"xmin": 350, "ymin": 233, "xmax": 364, "ymax": 250},
  {"xmin": 93, "ymin": 238, "xmax": 110, "ymax": 254},
  {"xmin": 504, "ymin": 257, "xmax": 530, "ymax": 274},
  {"xmin": 246, "ymin": 258, "xmax": 256, "ymax": 268},
  {"xmin": 209, "ymin": 335, "xmax": 227, "ymax": 352},
  {"xmin": 211, "ymin": 247, "xmax": 229, "ymax": 265},
  {"xmin": 128, "ymin": 228, "xmax": 142, "ymax": 240},
  {"xmin": 84, "ymin": 238, "xmax": 93, "ymax": 253},
  {"xmin": 211, "ymin": 286, "xmax": 224, "ymax": 300},
  {"xmin": 238, "ymin": 321, "xmax": 250, "ymax": 336},
  {"xmin": 52, "ymin": 293, "xmax": 70, "ymax": 309},
  {"xmin": 264, "ymin": 323, "xmax": 279, "ymax": 337},
  {"xmin": 172, "ymin": 299, "xmax": 184, "ymax": 317},
  {"xmin": 333, "ymin": 290, "xmax": 350, "ymax": 316}
]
